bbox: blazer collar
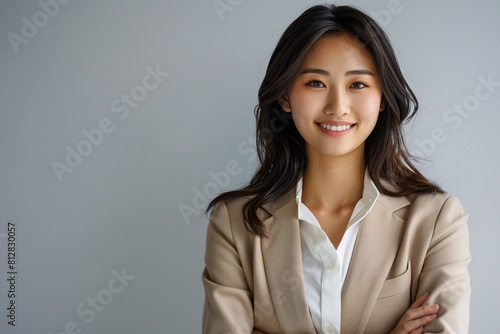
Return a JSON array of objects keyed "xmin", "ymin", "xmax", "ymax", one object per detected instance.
[
  {"xmin": 260, "ymin": 187, "xmax": 297, "ymax": 217},
  {"xmin": 341, "ymin": 192, "xmax": 409, "ymax": 332},
  {"xmin": 260, "ymin": 188, "xmax": 317, "ymax": 333}
]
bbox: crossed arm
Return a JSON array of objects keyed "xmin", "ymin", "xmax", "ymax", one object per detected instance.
[
  {"xmin": 204, "ymin": 197, "xmax": 470, "ymax": 333},
  {"xmin": 251, "ymin": 293, "xmax": 439, "ymax": 334}
]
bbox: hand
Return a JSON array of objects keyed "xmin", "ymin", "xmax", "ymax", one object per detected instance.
[{"xmin": 389, "ymin": 293, "xmax": 439, "ymax": 334}]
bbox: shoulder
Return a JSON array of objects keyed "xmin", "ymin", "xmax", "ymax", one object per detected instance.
[
  {"xmin": 208, "ymin": 195, "xmax": 262, "ymax": 243},
  {"xmin": 379, "ymin": 190, "xmax": 466, "ymax": 217},
  {"xmin": 208, "ymin": 187, "xmax": 298, "ymax": 243},
  {"xmin": 380, "ymin": 192, "xmax": 468, "ymax": 240},
  {"xmin": 209, "ymin": 195, "xmax": 254, "ymax": 225},
  {"xmin": 209, "ymin": 187, "xmax": 296, "ymax": 230},
  {"xmin": 405, "ymin": 192, "xmax": 467, "ymax": 221}
]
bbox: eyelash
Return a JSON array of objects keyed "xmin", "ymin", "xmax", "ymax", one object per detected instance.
[
  {"xmin": 306, "ymin": 80, "xmax": 368, "ymax": 89},
  {"xmin": 307, "ymin": 80, "xmax": 325, "ymax": 88},
  {"xmin": 350, "ymin": 82, "xmax": 367, "ymax": 89}
]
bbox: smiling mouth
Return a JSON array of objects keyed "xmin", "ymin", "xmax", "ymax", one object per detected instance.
[{"xmin": 318, "ymin": 123, "xmax": 355, "ymax": 132}]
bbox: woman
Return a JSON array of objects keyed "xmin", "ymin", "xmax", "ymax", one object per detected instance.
[{"xmin": 202, "ymin": 4, "xmax": 470, "ymax": 334}]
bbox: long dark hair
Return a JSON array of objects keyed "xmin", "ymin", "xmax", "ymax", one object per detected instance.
[{"xmin": 207, "ymin": 4, "xmax": 443, "ymax": 237}]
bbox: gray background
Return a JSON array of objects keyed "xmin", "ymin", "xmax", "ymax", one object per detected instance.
[{"xmin": 0, "ymin": 0, "xmax": 498, "ymax": 333}]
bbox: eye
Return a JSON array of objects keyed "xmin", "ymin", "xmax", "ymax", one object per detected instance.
[
  {"xmin": 350, "ymin": 82, "xmax": 367, "ymax": 89},
  {"xmin": 307, "ymin": 80, "xmax": 325, "ymax": 88}
]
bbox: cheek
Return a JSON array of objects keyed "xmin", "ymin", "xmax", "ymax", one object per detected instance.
[
  {"xmin": 288, "ymin": 95, "xmax": 318, "ymax": 125},
  {"xmin": 290, "ymin": 111, "xmax": 310, "ymax": 132},
  {"xmin": 352, "ymin": 95, "xmax": 382, "ymax": 117},
  {"xmin": 288, "ymin": 83, "xmax": 325, "ymax": 111},
  {"xmin": 289, "ymin": 109, "xmax": 316, "ymax": 142}
]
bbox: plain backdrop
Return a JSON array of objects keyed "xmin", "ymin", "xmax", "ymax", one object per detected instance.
[{"xmin": 0, "ymin": 0, "xmax": 499, "ymax": 333}]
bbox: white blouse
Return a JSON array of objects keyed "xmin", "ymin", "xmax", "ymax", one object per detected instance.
[{"xmin": 296, "ymin": 172, "xmax": 379, "ymax": 334}]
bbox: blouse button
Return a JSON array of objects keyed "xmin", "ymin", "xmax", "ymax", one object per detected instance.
[
  {"xmin": 327, "ymin": 324, "xmax": 336, "ymax": 333},
  {"xmin": 328, "ymin": 261, "xmax": 336, "ymax": 270}
]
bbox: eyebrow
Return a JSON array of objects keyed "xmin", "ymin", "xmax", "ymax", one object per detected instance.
[{"xmin": 300, "ymin": 68, "xmax": 375, "ymax": 76}]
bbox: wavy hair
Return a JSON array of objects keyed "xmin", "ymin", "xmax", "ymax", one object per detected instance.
[{"xmin": 207, "ymin": 4, "xmax": 443, "ymax": 237}]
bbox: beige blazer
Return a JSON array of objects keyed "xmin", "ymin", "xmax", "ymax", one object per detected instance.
[{"xmin": 202, "ymin": 188, "xmax": 471, "ymax": 334}]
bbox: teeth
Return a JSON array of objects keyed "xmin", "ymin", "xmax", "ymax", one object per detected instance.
[{"xmin": 320, "ymin": 124, "xmax": 351, "ymax": 131}]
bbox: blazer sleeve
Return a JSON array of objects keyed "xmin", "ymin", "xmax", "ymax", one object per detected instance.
[
  {"xmin": 418, "ymin": 196, "xmax": 471, "ymax": 334},
  {"xmin": 202, "ymin": 201, "xmax": 254, "ymax": 334}
]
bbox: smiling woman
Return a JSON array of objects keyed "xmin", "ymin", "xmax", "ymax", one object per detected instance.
[
  {"xmin": 202, "ymin": 4, "xmax": 470, "ymax": 334},
  {"xmin": 280, "ymin": 34, "xmax": 383, "ymax": 160}
]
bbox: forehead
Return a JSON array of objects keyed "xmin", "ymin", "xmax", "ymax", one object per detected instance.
[{"xmin": 301, "ymin": 33, "xmax": 377, "ymax": 71}]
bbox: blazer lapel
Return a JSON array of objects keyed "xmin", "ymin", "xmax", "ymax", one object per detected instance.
[
  {"xmin": 341, "ymin": 194, "xmax": 410, "ymax": 333},
  {"xmin": 261, "ymin": 189, "xmax": 316, "ymax": 333}
]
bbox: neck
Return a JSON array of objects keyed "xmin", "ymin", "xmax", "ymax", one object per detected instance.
[{"xmin": 302, "ymin": 145, "xmax": 365, "ymax": 212}]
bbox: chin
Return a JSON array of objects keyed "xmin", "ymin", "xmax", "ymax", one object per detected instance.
[{"xmin": 309, "ymin": 143, "xmax": 365, "ymax": 159}]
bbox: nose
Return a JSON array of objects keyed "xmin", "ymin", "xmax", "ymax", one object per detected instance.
[{"xmin": 324, "ymin": 88, "xmax": 349, "ymax": 117}]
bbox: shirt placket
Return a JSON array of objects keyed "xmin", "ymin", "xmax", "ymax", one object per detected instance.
[{"xmin": 315, "ymin": 227, "xmax": 341, "ymax": 334}]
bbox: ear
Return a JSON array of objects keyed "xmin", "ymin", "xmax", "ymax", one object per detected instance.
[
  {"xmin": 279, "ymin": 96, "xmax": 291, "ymax": 113},
  {"xmin": 379, "ymin": 96, "xmax": 386, "ymax": 112}
]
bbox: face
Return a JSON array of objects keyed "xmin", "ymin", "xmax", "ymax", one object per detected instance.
[{"xmin": 280, "ymin": 33, "xmax": 383, "ymax": 159}]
